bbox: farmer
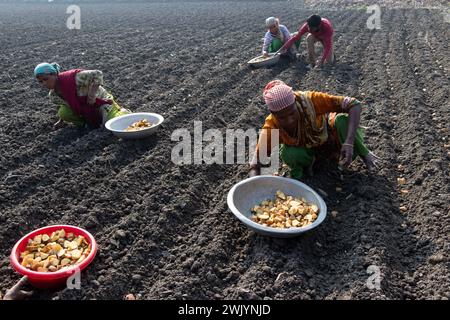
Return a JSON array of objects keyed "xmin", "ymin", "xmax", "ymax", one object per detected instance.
[
  {"xmin": 249, "ymin": 80, "xmax": 379, "ymax": 179},
  {"xmin": 262, "ymin": 17, "xmax": 299, "ymax": 60},
  {"xmin": 278, "ymin": 14, "xmax": 335, "ymax": 69},
  {"xmin": 34, "ymin": 62, "xmax": 129, "ymax": 130},
  {"xmin": 2, "ymin": 276, "xmax": 33, "ymax": 300}
]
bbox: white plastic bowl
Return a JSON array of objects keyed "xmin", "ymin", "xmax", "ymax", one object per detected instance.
[
  {"xmin": 247, "ymin": 53, "xmax": 280, "ymax": 67},
  {"xmin": 227, "ymin": 175, "xmax": 327, "ymax": 238},
  {"xmin": 105, "ymin": 112, "xmax": 164, "ymax": 139}
]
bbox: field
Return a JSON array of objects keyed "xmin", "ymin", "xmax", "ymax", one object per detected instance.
[{"xmin": 0, "ymin": 1, "xmax": 449, "ymax": 300}]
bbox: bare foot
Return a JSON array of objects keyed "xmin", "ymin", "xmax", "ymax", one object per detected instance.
[{"xmin": 361, "ymin": 152, "xmax": 381, "ymax": 173}]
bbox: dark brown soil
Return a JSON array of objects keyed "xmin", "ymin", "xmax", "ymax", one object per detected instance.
[
  {"xmin": 304, "ymin": 0, "xmax": 449, "ymax": 9},
  {"xmin": 0, "ymin": 1, "xmax": 449, "ymax": 300}
]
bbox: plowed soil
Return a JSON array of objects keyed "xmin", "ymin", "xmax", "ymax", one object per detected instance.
[{"xmin": 0, "ymin": 1, "xmax": 449, "ymax": 300}]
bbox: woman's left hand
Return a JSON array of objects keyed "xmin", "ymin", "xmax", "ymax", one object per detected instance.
[
  {"xmin": 87, "ymin": 95, "xmax": 96, "ymax": 106},
  {"xmin": 339, "ymin": 143, "xmax": 354, "ymax": 168},
  {"xmin": 87, "ymin": 83, "xmax": 100, "ymax": 105},
  {"xmin": 315, "ymin": 60, "xmax": 323, "ymax": 69}
]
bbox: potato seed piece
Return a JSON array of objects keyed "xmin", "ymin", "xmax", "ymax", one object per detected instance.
[{"xmin": 61, "ymin": 258, "xmax": 71, "ymax": 267}]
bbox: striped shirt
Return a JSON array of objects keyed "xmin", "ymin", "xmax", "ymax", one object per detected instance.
[{"xmin": 262, "ymin": 24, "xmax": 292, "ymax": 54}]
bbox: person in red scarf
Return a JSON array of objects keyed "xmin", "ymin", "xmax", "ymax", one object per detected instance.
[
  {"xmin": 34, "ymin": 63, "xmax": 129, "ymax": 130},
  {"xmin": 249, "ymin": 80, "xmax": 380, "ymax": 179}
]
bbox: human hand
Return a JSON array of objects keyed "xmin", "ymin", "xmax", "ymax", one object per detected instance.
[
  {"xmin": 362, "ymin": 152, "xmax": 381, "ymax": 173},
  {"xmin": 249, "ymin": 166, "xmax": 261, "ymax": 177},
  {"xmin": 3, "ymin": 276, "xmax": 33, "ymax": 300},
  {"xmin": 87, "ymin": 95, "xmax": 96, "ymax": 106},
  {"xmin": 87, "ymin": 83, "xmax": 100, "ymax": 105},
  {"xmin": 276, "ymin": 48, "xmax": 286, "ymax": 56},
  {"xmin": 314, "ymin": 59, "xmax": 323, "ymax": 69},
  {"xmin": 339, "ymin": 143, "xmax": 354, "ymax": 168}
]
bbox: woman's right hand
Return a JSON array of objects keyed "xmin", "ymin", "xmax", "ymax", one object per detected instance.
[
  {"xmin": 249, "ymin": 166, "xmax": 261, "ymax": 177},
  {"xmin": 276, "ymin": 47, "xmax": 286, "ymax": 55}
]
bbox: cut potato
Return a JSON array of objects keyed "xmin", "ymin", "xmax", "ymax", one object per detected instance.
[
  {"xmin": 125, "ymin": 119, "xmax": 153, "ymax": 132},
  {"xmin": 251, "ymin": 190, "xmax": 319, "ymax": 229},
  {"xmin": 19, "ymin": 229, "xmax": 90, "ymax": 273}
]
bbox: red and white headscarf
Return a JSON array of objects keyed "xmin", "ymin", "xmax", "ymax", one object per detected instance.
[{"xmin": 263, "ymin": 80, "xmax": 295, "ymax": 112}]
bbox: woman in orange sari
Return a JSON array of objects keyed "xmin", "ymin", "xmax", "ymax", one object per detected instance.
[{"xmin": 249, "ymin": 80, "xmax": 379, "ymax": 179}]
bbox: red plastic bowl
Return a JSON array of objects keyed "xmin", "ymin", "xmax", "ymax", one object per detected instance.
[{"xmin": 10, "ymin": 225, "xmax": 97, "ymax": 290}]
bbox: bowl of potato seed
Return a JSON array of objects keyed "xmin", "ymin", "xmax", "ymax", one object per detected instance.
[
  {"xmin": 105, "ymin": 112, "xmax": 164, "ymax": 139},
  {"xmin": 10, "ymin": 225, "xmax": 97, "ymax": 289},
  {"xmin": 247, "ymin": 53, "xmax": 280, "ymax": 68},
  {"xmin": 227, "ymin": 176, "xmax": 327, "ymax": 237}
]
